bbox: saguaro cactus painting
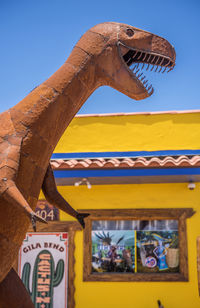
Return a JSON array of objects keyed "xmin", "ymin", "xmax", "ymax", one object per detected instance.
[
  {"xmin": 18, "ymin": 232, "xmax": 68, "ymax": 307},
  {"xmin": 22, "ymin": 250, "xmax": 64, "ymax": 307}
]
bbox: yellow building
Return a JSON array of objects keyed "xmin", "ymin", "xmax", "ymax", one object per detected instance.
[{"xmin": 39, "ymin": 110, "xmax": 200, "ymax": 308}]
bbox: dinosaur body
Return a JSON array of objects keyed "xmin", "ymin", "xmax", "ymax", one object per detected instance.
[{"xmin": 0, "ymin": 22, "xmax": 175, "ymax": 306}]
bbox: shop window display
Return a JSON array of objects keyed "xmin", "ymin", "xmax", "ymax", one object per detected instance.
[
  {"xmin": 82, "ymin": 208, "xmax": 194, "ymax": 282},
  {"xmin": 92, "ymin": 220, "xmax": 179, "ymax": 274}
]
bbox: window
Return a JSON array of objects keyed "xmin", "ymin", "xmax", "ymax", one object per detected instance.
[{"xmin": 82, "ymin": 208, "xmax": 194, "ymax": 282}]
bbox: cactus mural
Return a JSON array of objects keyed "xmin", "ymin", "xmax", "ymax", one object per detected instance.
[{"xmin": 22, "ymin": 249, "xmax": 64, "ymax": 308}]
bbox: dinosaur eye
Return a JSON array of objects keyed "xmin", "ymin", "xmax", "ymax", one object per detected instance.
[{"xmin": 126, "ymin": 28, "xmax": 134, "ymax": 37}]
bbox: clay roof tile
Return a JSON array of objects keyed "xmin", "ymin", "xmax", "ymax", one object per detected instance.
[{"xmin": 50, "ymin": 155, "xmax": 200, "ymax": 170}]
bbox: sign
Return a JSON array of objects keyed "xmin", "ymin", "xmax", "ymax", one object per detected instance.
[
  {"xmin": 35, "ymin": 201, "xmax": 60, "ymax": 221},
  {"xmin": 18, "ymin": 233, "xmax": 68, "ymax": 308}
]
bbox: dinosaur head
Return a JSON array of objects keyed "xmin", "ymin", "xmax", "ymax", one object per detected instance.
[{"xmin": 78, "ymin": 22, "xmax": 176, "ymax": 100}]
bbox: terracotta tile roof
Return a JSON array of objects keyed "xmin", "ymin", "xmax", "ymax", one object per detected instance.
[{"xmin": 51, "ymin": 155, "xmax": 200, "ymax": 170}]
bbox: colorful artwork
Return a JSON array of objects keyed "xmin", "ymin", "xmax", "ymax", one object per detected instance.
[
  {"xmin": 137, "ymin": 231, "xmax": 179, "ymax": 273},
  {"xmin": 92, "ymin": 230, "xmax": 135, "ymax": 273},
  {"xmin": 91, "ymin": 220, "xmax": 179, "ymax": 274},
  {"xmin": 18, "ymin": 233, "xmax": 68, "ymax": 308}
]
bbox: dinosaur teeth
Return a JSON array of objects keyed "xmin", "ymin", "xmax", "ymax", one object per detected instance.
[
  {"xmin": 162, "ymin": 67, "xmax": 167, "ymax": 73},
  {"xmin": 146, "ymin": 64, "xmax": 150, "ymax": 71},
  {"xmin": 155, "ymin": 57, "xmax": 160, "ymax": 65},
  {"xmin": 137, "ymin": 52, "xmax": 143, "ymax": 60},
  {"xmin": 137, "ymin": 72, "xmax": 143, "ymax": 78},
  {"xmin": 150, "ymin": 56, "xmax": 156, "ymax": 64},
  {"xmin": 146, "ymin": 54, "xmax": 152, "ymax": 62},
  {"xmin": 135, "ymin": 63, "xmax": 139, "ymax": 69},
  {"xmin": 143, "ymin": 54, "xmax": 148, "ymax": 62},
  {"xmin": 165, "ymin": 59, "xmax": 171, "ymax": 67},
  {"xmin": 167, "ymin": 66, "xmax": 174, "ymax": 73},
  {"xmin": 154, "ymin": 65, "xmax": 159, "ymax": 72},
  {"xmin": 131, "ymin": 65, "xmax": 137, "ymax": 72},
  {"xmin": 134, "ymin": 51, "xmax": 140, "ymax": 60},
  {"xmin": 148, "ymin": 85, "xmax": 154, "ymax": 96},
  {"xmin": 123, "ymin": 49, "xmax": 136, "ymax": 65},
  {"xmin": 160, "ymin": 58, "xmax": 165, "ymax": 66},
  {"xmin": 130, "ymin": 62, "xmax": 155, "ymax": 95},
  {"xmin": 150, "ymin": 65, "xmax": 154, "ymax": 72},
  {"xmin": 122, "ymin": 46, "xmax": 174, "ymax": 96},
  {"xmin": 123, "ymin": 47, "xmax": 175, "ymax": 71}
]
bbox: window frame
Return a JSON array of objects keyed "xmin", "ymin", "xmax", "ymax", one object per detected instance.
[{"xmin": 81, "ymin": 208, "xmax": 194, "ymax": 282}]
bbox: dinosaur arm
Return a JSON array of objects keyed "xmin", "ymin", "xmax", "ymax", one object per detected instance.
[
  {"xmin": 42, "ymin": 164, "xmax": 78, "ymax": 217},
  {"xmin": 2, "ymin": 183, "xmax": 47, "ymax": 230},
  {"xmin": 42, "ymin": 164, "xmax": 89, "ymax": 227}
]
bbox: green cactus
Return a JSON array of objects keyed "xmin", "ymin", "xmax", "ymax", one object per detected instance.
[{"xmin": 22, "ymin": 249, "xmax": 64, "ymax": 308}]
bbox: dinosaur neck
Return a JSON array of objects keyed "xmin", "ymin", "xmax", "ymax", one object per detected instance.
[{"xmin": 10, "ymin": 46, "xmax": 99, "ymax": 150}]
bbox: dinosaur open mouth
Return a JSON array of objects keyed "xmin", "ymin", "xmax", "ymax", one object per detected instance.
[{"xmin": 119, "ymin": 42, "xmax": 175, "ymax": 96}]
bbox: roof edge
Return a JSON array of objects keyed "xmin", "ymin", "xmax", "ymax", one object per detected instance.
[
  {"xmin": 51, "ymin": 155, "xmax": 200, "ymax": 170},
  {"xmin": 76, "ymin": 109, "xmax": 200, "ymax": 118}
]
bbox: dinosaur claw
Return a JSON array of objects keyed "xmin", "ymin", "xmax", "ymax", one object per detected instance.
[
  {"xmin": 31, "ymin": 214, "xmax": 37, "ymax": 232},
  {"xmin": 76, "ymin": 213, "xmax": 90, "ymax": 229},
  {"xmin": 30, "ymin": 212, "xmax": 47, "ymax": 232}
]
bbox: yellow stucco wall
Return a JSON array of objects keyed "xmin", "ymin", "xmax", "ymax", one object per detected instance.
[
  {"xmin": 47, "ymin": 111, "xmax": 200, "ymax": 308},
  {"xmin": 55, "ymin": 111, "xmax": 200, "ymax": 152},
  {"xmin": 54, "ymin": 183, "xmax": 200, "ymax": 308}
]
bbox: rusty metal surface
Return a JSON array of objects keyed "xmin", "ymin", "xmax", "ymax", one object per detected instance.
[{"xmin": 0, "ymin": 22, "xmax": 175, "ymax": 306}]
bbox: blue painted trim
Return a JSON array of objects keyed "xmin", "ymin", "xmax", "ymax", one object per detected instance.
[
  {"xmin": 54, "ymin": 167, "xmax": 200, "ymax": 178},
  {"xmin": 52, "ymin": 150, "xmax": 200, "ymax": 159}
]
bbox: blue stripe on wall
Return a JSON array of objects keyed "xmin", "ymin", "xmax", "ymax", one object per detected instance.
[
  {"xmin": 52, "ymin": 150, "xmax": 200, "ymax": 159},
  {"xmin": 53, "ymin": 167, "xmax": 200, "ymax": 178}
]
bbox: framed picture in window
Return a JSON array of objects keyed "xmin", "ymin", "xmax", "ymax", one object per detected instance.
[{"xmin": 81, "ymin": 208, "xmax": 194, "ymax": 282}]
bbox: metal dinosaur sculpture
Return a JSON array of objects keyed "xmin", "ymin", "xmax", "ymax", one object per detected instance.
[{"xmin": 0, "ymin": 22, "xmax": 175, "ymax": 307}]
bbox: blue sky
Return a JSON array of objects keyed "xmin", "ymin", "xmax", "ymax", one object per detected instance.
[{"xmin": 1, "ymin": 0, "xmax": 199, "ymax": 114}]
